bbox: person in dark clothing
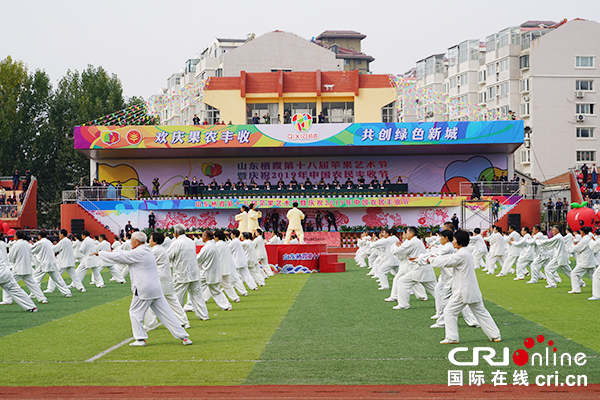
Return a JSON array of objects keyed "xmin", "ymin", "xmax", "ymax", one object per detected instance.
[
  {"xmin": 12, "ymin": 170, "xmax": 19, "ymax": 190},
  {"xmin": 252, "ymin": 113, "xmax": 260, "ymax": 124},
  {"xmin": 581, "ymin": 163, "xmax": 589, "ymax": 183},
  {"xmin": 183, "ymin": 176, "xmax": 190, "ymax": 195},
  {"xmin": 148, "ymin": 211, "xmax": 156, "ymax": 230},
  {"xmin": 315, "ymin": 210, "xmax": 323, "ymax": 231},
  {"xmin": 271, "ymin": 210, "xmax": 279, "ymax": 233},
  {"xmin": 326, "ymin": 211, "xmax": 337, "ymax": 232},
  {"xmin": 451, "ymin": 213, "xmax": 459, "ymax": 229},
  {"xmin": 470, "ymin": 182, "xmax": 481, "ymax": 200},
  {"xmin": 125, "ymin": 221, "xmax": 133, "ymax": 234},
  {"xmin": 318, "ymin": 112, "xmax": 325, "ymax": 123}
]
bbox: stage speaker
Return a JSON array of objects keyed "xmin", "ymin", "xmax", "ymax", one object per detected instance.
[
  {"xmin": 507, "ymin": 214, "xmax": 521, "ymax": 231},
  {"xmin": 71, "ymin": 219, "xmax": 85, "ymax": 234}
]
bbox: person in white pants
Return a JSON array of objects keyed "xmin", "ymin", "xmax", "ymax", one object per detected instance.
[
  {"xmin": 31, "ymin": 231, "xmax": 72, "ymax": 298},
  {"xmin": 527, "ymin": 226, "xmax": 550, "ymax": 284},
  {"xmin": 168, "ymin": 224, "xmax": 209, "ymax": 321},
  {"xmin": 229, "ymin": 230, "xmax": 257, "ymax": 291},
  {"xmin": 76, "ymin": 231, "xmax": 105, "ymax": 288},
  {"xmin": 214, "ymin": 230, "xmax": 247, "ymax": 302},
  {"xmin": 394, "ymin": 228, "xmax": 437, "ymax": 310},
  {"xmin": 354, "ymin": 232, "xmax": 371, "ymax": 268},
  {"xmin": 470, "ymin": 228, "xmax": 488, "ymax": 269},
  {"xmin": 144, "ymin": 232, "xmax": 190, "ymax": 330},
  {"xmin": 484, "ymin": 226, "xmax": 505, "ymax": 274},
  {"xmin": 98, "ymin": 231, "xmax": 192, "ymax": 347},
  {"xmin": 537, "ymin": 225, "xmax": 572, "ymax": 288},
  {"xmin": 1, "ymin": 231, "xmax": 47, "ymax": 305},
  {"xmin": 46, "ymin": 229, "xmax": 85, "ymax": 293},
  {"xmin": 371, "ymin": 229, "xmax": 400, "ymax": 291},
  {"xmin": 589, "ymin": 234, "xmax": 600, "ymax": 300},
  {"xmin": 197, "ymin": 231, "xmax": 232, "ymax": 311},
  {"xmin": 568, "ymin": 226, "xmax": 596, "ymax": 294},
  {"xmin": 428, "ymin": 230, "xmax": 501, "ymax": 344},
  {"xmin": 284, "ymin": 202, "xmax": 305, "ymax": 244},
  {"xmin": 241, "ymin": 232, "xmax": 264, "ymax": 287},
  {"xmin": 254, "ymin": 229, "xmax": 273, "ymax": 277},
  {"xmin": 96, "ymin": 234, "xmax": 127, "ymax": 284},
  {"xmin": 0, "ymin": 249, "xmax": 37, "ymax": 312},
  {"xmin": 116, "ymin": 233, "xmax": 132, "ymax": 279},
  {"xmin": 497, "ymin": 226, "xmax": 520, "ymax": 276}
]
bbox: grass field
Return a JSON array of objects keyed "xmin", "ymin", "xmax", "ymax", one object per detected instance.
[{"xmin": 0, "ymin": 260, "xmax": 598, "ymax": 387}]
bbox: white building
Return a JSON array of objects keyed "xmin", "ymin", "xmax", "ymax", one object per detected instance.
[{"xmin": 405, "ymin": 19, "xmax": 600, "ymax": 180}]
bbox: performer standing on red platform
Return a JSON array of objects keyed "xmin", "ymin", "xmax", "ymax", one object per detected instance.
[{"xmin": 284, "ymin": 202, "xmax": 305, "ymax": 244}]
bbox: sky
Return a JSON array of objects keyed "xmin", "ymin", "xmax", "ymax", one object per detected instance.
[{"xmin": 2, "ymin": 0, "xmax": 599, "ymax": 100}]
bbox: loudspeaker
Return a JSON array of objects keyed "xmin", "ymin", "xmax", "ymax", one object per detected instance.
[
  {"xmin": 71, "ymin": 219, "xmax": 85, "ymax": 234},
  {"xmin": 507, "ymin": 214, "xmax": 521, "ymax": 231}
]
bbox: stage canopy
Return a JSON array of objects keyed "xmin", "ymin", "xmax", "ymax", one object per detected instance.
[{"xmin": 74, "ymin": 120, "xmax": 524, "ymax": 160}]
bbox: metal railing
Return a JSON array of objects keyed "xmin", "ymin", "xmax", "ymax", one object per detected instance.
[
  {"xmin": 75, "ymin": 186, "xmax": 139, "ymax": 201},
  {"xmin": 0, "ymin": 204, "xmax": 18, "ymax": 219},
  {"xmin": 459, "ymin": 181, "xmax": 541, "ymax": 198},
  {"xmin": 62, "ymin": 190, "xmax": 77, "ymax": 203},
  {"xmin": 77, "ymin": 192, "xmax": 122, "ymax": 235}
]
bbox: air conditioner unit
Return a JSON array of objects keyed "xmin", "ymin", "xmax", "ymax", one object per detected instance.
[
  {"xmin": 523, "ymin": 96, "xmax": 530, "ymax": 102},
  {"xmin": 576, "ymin": 91, "xmax": 585, "ymax": 98},
  {"xmin": 576, "ymin": 114, "xmax": 586, "ymax": 122}
]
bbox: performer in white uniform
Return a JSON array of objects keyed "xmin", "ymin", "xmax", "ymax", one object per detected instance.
[
  {"xmin": 2, "ymin": 230, "xmax": 47, "ymax": 304},
  {"xmin": 235, "ymin": 206, "xmax": 250, "ymax": 234},
  {"xmin": 497, "ymin": 226, "xmax": 520, "ymax": 276},
  {"xmin": 284, "ymin": 202, "xmax": 305, "ymax": 244},
  {"xmin": 31, "ymin": 231, "xmax": 72, "ymax": 298},
  {"xmin": 470, "ymin": 228, "xmax": 488, "ymax": 269},
  {"xmin": 96, "ymin": 234, "xmax": 126, "ymax": 284},
  {"xmin": 371, "ymin": 229, "xmax": 399, "ymax": 291},
  {"xmin": 254, "ymin": 229, "xmax": 272, "ymax": 277},
  {"xmin": 241, "ymin": 232, "xmax": 265, "ymax": 287},
  {"xmin": 248, "ymin": 203, "xmax": 261, "ymax": 233},
  {"xmin": 510, "ymin": 227, "xmax": 534, "ymax": 280},
  {"xmin": 354, "ymin": 232, "xmax": 371, "ymax": 268},
  {"xmin": 568, "ymin": 226, "xmax": 596, "ymax": 294},
  {"xmin": 527, "ymin": 225, "xmax": 550, "ymax": 284},
  {"xmin": 144, "ymin": 231, "xmax": 190, "ymax": 330},
  {"xmin": 46, "ymin": 229, "xmax": 85, "ymax": 293},
  {"xmin": 393, "ymin": 227, "xmax": 437, "ymax": 310},
  {"xmin": 98, "ymin": 232, "xmax": 192, "ymax": 347},
  {"xmin": 214, "ymin": 230, "xmax": 246, "ymax": 302},
  {"xmin": 167, "ymin": 224, "xmax": 209, "ymax": 320},
  {"xmin": 537, "ymin": 225, "xmax": 572, "ymax": 288},
  {"xmin": 229, "ymin": 230, "xmax": 257, "ymax": 291},
  {"xmin": 0, "ymin": 243, "xmax": 37, "ymax": 312},
  {"xmin": 197, "ymin": 231, "xmax": 232, "ymax": 311},
  {"xmin": 484, "ymin": 226, "xmax": 505, "ymax": 274},
  {"xmin": 76, "ymin": 231, "xmax": 105, "ymax": 288},
  {"xmin": 428, "ymin": 230, "xmax": 501, "ymax": 344}
]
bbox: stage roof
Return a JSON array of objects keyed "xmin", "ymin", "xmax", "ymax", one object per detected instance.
[{"xmin": 74, "ymin": 120, "xmax": 524, "ymax": 160}]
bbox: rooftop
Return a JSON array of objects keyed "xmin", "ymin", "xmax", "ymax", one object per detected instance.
[{"xmin": 316, "ymin": 30, "xmax": 367, "ymax": 40}]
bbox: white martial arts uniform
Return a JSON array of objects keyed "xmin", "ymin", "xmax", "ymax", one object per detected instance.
[
  {"xmin": 470, "ymin": 234, "xmax": 488, "ymax": 269},
  {"xmin": 47, "ymin": 237, "xmax": 85, "ymax": 293},
  {"xmin": 0, "ymin": 252, "xmax": 36, "ymax": 311},
  {"xmin": 372, "ymin": 236, "xmax": 400, "ymax": 290},
  {"xmin": 254, "ymin": 235, "xmax": 272, "ymax": 277},
  {"xmin": 168, "ymin": 234, "xmax": 209, "ymax": 320},
  {"xmin": 242, "ymin": 238, "xmax": 264, "ymax": 286},
  {"xmin": 527, "ymin": 232, "xmax": 550, "ymax": 283},
  {"xmin": 484, "ymin": 232, "xmax": 505, "ymax": 274},
  {"xmin": 390, "ymin": 236, "xmax": 427, "ymax": 301},
  {"xmin": 99, "ymin": 245, "xmax": 189, "ymax": 342},
  {"xmin": 229, "ymin": 237, "xmax": 257, "ymax": 290},
  {"xmin": 215, "ymin": 240, "xmax": 247, "ymax": 301},
  {"xmin": 2, "ymin": 239, "xmax": 47, "ymax": 304},
  {"xmin": 430, "ymin": 247, "xmax": 501, "ymax": 342},
  {"xmin": 96, "ymin": 240, "xmax": 126, "ymax": 283},
  {"xmin": 144, "ymin": 244, "xmax": 189, "ymax": 329},
  {"xmin": 285, "ymin": 207, "xmax": 305, "ymax": 244},
  {"xmin": 248, "ymin": 209, "xmax": 261, "ymax": 232},
  {"xmin": 590, "ymin": 239, "xmax": 600, "ymax": 299},
  {"xmin": 76, "ymin": 236, "xmax": 104, "ymax": 287},
  {"xmin": 394, "ymin": 243, "xmax": 437, "ymax": 309},
  {"xmin": 569, "ymin": 234, "xmax": 596, "ymax": 293},
  {"xmin": 31, "ymin": 238, "xmax": 72, "ymax": 297},
  {"xmin": 354, "ymin": 235, "xmax": 371, "ymax": 268},
  {"xmin": 538, "ymin": 233, "xmax": 572, "ymax": 288},
  {"xmin": 235, "ymin": 211, "xmax": 250, "ymax": 233},
  {"xmin": 116, "ymin": 239, "xmax": 132, "ymax": 278},
  {"xmin": 498, "ymin": 230, "xmax": 520, "ymax": 276},
  {"xmin": 197, "ymin": 240, "xmax": 232, "ymax": 311},
  {"xmin": 510, "ymin": 233, "xmax": 534, "ymax": 279}
]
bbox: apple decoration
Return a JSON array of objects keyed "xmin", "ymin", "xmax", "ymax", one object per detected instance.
[{"xmin": 567, "ymin": 202, "xmax": 596, "ymax": 231}]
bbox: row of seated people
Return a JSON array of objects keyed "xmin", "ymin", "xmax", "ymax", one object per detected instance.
[{"xmin": 181, "ymin": 176, "xmax": 406, "ymax": 195}]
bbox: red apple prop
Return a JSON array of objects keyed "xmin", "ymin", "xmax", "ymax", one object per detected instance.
[{"xmin": 567, "ymin": 202, "xmax": 596, "ymax": 231}]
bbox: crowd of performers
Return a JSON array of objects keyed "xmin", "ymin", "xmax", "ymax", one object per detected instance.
[
  {"xmin": 353, "ymin": 223, "xmax": 600, "ymax": 344},
  {"xmin": 0, "ymin": 223, "xmax": 275, "ymax": 347}
]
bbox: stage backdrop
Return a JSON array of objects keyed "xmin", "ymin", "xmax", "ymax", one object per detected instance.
[{"xmin": 95, "ymin": 153, "xmax": 508, "ymax": 196}]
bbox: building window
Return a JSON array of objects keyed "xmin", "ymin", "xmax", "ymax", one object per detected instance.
[
  {"xmin": 175, "ymin": 78, "xmax": 181, "ymax": 85},
  {"xmin": 442, "ymin": 83, "xmax": 449, "ymax": 94},
  {"xmin": 520, "ymin": 102, "xmax": 530, "ymax": 116},
  {"xmin": 500, "ymin": 58, "xmax": 509, "ymax": 72},
  {"xmin": 322, "ymin": 102, "xmax": 354, "ymax": 123},
  {"xmin": 576, "ymin": 127, "xmax": 595, "ymax": 138},
  {"xmin": 576, "ymin": 104, "xmax": 594, "ymax": 114},
  {"xmin": 358, "ymin": 60, "xmax": 362, "ymax": 65},
  {"xmin": 459, "ymin": 74, "xmax": 468, "ymax": 86},
  {"xmin": 478, "ymin": 91, "xmax": 487, "ymax": 104},
  {"xmin": 284, "ymin": 102, "xmax": 317, "ymax": 121},
  {"xmin": 520, "ymin": 149, "xmax": 531, "ymax": 163},
  {"xmin": 487, "ymin": 87, "xmax": 496, "ymax": 98},
  {"xmin": 500, "ymin": 105, "xmax": 510, "ymax": 117},
  {"xmin": 577, "ymin": 150, "xmax": 596, "ymax": 162},
  {"xmin": 486, "ymin": 64, "xmax": 496, "ymax": 77},
  {"xmin": 520, "ymin": 78, "xmax": 530, "ymax": 93},
  {"xmin": 500, "ymin": 82, "xmax": 509, "ymax": 95},
  {"xmin": 246, "ymin": 103, "xmax": 279, "ymax": 124},
  {"xmin": 576, "ymin": 56, "xmax": 595, "ymax": 68},
  {"xmin": 450, "ymin": 77, "xmax": 457, "ymax": 89},
  {"xmin": 215, "ymin": 68, "xmax": 223, "ymax": 77},
  {"xmin": 478, "ymin": 70, "xmax": 486, "ymax": 83},
  {"xmin": 381, "ymin": 101, "xmax": 397, "ymax": 123},
  {"xmin": 205, "ymin": 104, "xmax": 220, "ymax": 124},
  {"xmin": 519, "ymin": 55, "xmax": 529, "ymax": 69},
  {"xmin": 576, "ymin": 80, "xmax": 594, "ymax": 91}
]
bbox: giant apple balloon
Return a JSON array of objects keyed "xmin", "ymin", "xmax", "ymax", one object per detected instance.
[
  {"xmin": 1, "ymin": 222, "xmax": 9, "ymax": 233},
  {"xmin": 6, "ymin": 228, "xmax": 15, "ymax": 236},
  {"xmin": 567, "ymin": 202, "xmax": 596, "ymax": 231}
]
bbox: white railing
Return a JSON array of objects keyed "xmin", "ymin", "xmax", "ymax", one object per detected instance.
[
  {"xmin": 78, "ymin": 194, "xmax": 122, "ymax": 236},
  {"xmin": 459, "ymin": 181, "xmax": 541, "ymax": 198},
  {"xmin": 62, "ymin": 190, "xmax": 77, "ymax": 203},
  {"xmin": 76, "ymin": 186, "xmax": 139, "ymax": 201}
]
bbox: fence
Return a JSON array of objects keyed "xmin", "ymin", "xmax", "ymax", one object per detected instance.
[{"xmin": 459, "ymin": 181, "xmax": 541, "ymax": 199}]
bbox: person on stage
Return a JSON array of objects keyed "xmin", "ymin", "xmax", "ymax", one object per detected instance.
[
  {"xmin": 235, "ymin": 205, "xmax": 250, "ymax": 234},
  {"xmin": 284, "ymin": 202, "xmax": 305, "ymax": 244},
  {"xmin": 248, "ymin": 203, "xmax": 261, "ymax": 233}
]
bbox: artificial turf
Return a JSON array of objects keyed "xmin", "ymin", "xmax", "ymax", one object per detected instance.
[{"xmin": 245, "ymin": 260, "xmax": 600, "ymax": 385}]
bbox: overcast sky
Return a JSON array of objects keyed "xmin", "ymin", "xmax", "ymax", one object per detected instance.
[{"xmin": 2, "ymin": 0, "xmax": 599, "ymax": 100}]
